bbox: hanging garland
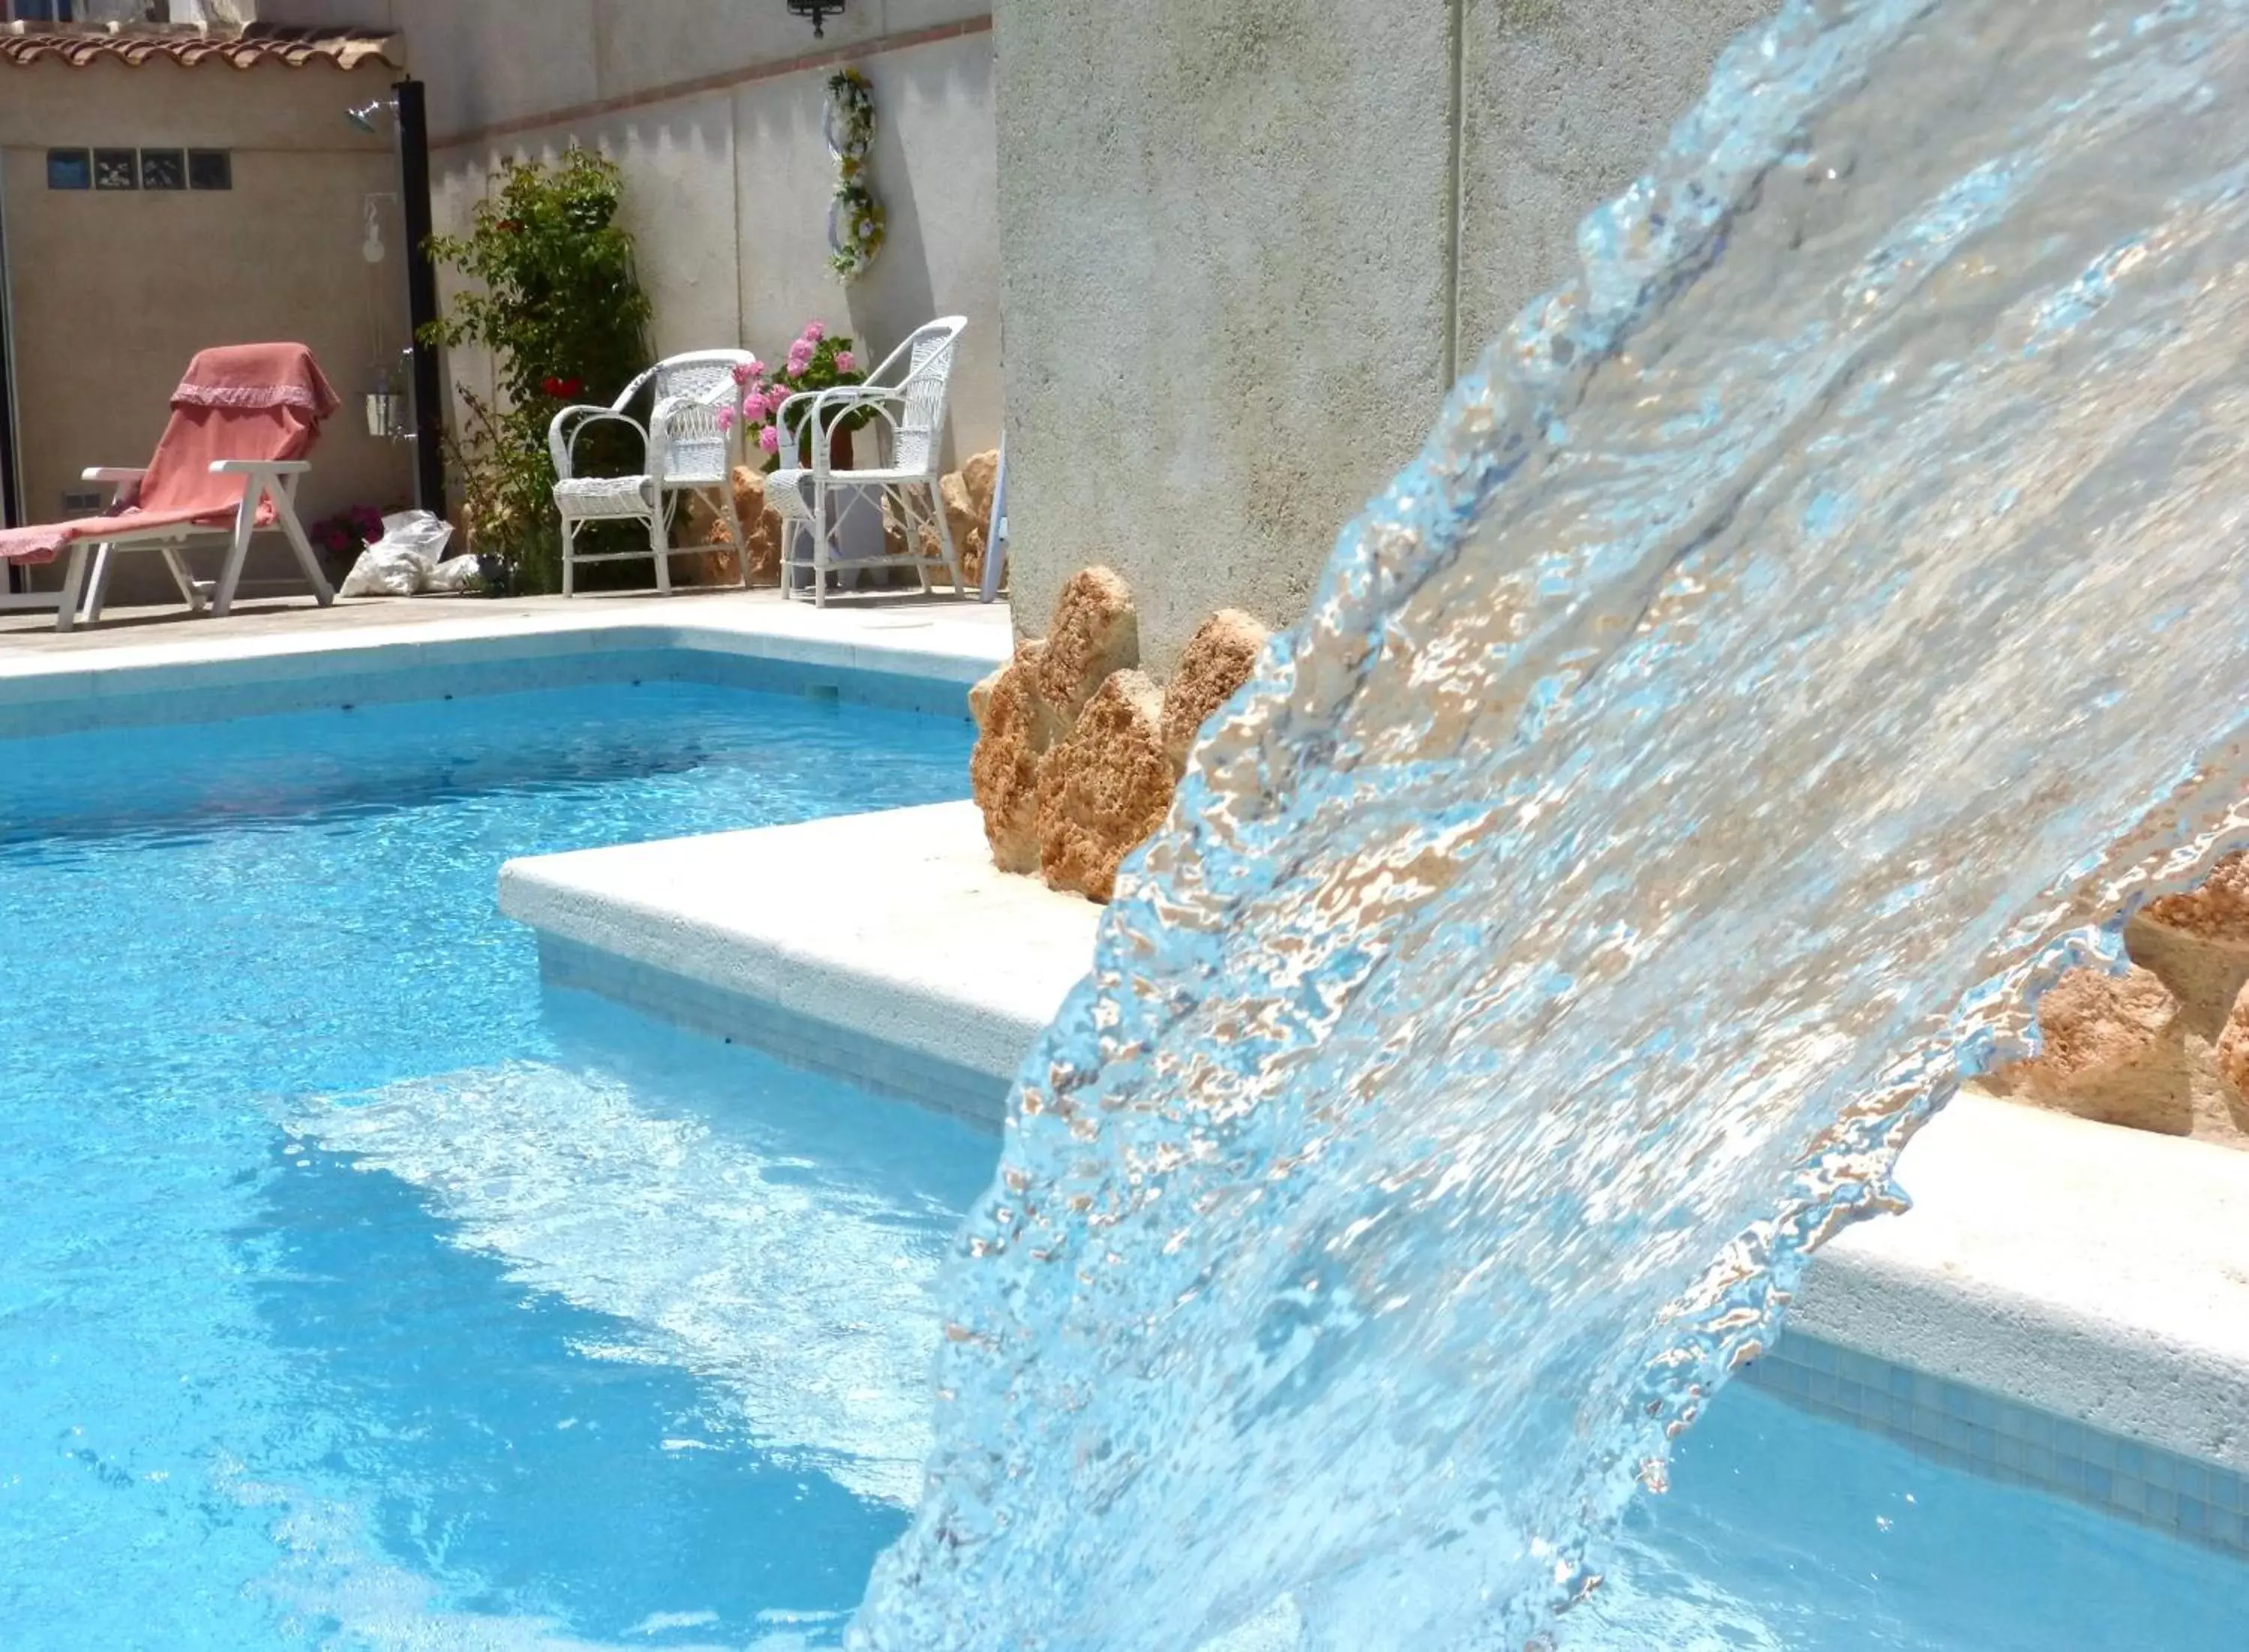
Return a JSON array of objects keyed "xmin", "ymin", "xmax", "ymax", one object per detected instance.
[{"xmin": 824, "ymin": 67, "xmax": 886, "ymax": 281}]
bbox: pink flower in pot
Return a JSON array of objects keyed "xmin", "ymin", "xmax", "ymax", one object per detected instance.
[
  {"xmin": 715, "ymin": 406, "xmax": 736, "ymax": 434},
  {"xmin": 801, "ymin": 321, "xmax": 825, "ymax": 343},
  {"xmin": 758, "ymin": 423, "xmax": 781, "ymax": 453}
]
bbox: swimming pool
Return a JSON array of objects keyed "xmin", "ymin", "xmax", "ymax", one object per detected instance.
[
  {"xmin": 4, "ymin": 672, "xmax": 2245, "ymax": 1650},
  {"xmin": 0, "ymin": 679, "xmax": 989, "ymax": 1649}
]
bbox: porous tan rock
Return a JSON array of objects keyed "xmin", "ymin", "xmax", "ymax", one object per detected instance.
[
  {"xmin": 702, "ymin": 465, "xmax": 783, "ymax": 586},
  {"xmin": 2143, "ymin": 851, "xmax": 2249, "ymax": 938},
  {"xmin": 1035, "ymin": 566, "xmax": 1140, "ymax": 723},
  {"xmin": 940, "ymin": 471, "xmax": 985, "ymax": 578},
  {"xmin": 960, "ymin": 447, "xmax": 1000, "ymax": 528},
  {"xmin": 1035, "ymin": 668, "xmax": 1173, "ymax": 902},
  {"xmin": 2210, "ymin": 978, "xmax": 2249, "ymax": 1124},
  {"xmin": 955, "ymin": 447, "xmax": 1002, "ymax": 591},
  {"xmin": 2010, "ymin": 964, "xmax": 2191, "ymax": 1135},
  {"xmin": 1160, "ymin": 609, "xmax": 1269, "ymax": 773},
  {"xmin": 2127, "ymin": 853, "xmax": 2249, "ymax": 1036},
  {"xmin": 878, "ymin": 462, "xmax": 995, "ymax": 592},
  {"xmin": 969, "ymin": 642, "xmax": 1054, "ymax": 875},
  {"xmin": 669, "ymin": 539, "xmax": 742, "ymax": 587}
]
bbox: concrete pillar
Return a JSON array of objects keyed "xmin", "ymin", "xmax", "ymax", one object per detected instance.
[{"xmin": 995, "ymin": 0, "xmax": 1777, "ymax": 673}]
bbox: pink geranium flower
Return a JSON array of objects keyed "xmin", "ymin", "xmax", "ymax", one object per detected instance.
[
  {"xmin": 741, "ymin": 389, "xmax": 768, "ymax": 421},
  {"xmin": 730, "ymin": 361, "xmax": 755, "ymax": 388},
  {"xmin": 786, "ymin": 343, "xmax": 813, "ymax": 374},
  {"xmin": 834, "ymin": 350, "xmax": 855, "ymax": 373},
  {"xmin": 714, "ymin": 406, "xmax": 735, "ymax": 434},
  {"xmin": 758, "ymin": 423, "xmax": 781, "ymax": 453},
  {"xmin": 801, "ymin": 321, "xmax": 825, "ymax": 343}
]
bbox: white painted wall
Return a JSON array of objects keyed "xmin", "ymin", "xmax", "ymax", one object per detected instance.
[{"xmin": 265, "ymin": 0, "xmax": 1002, "ymax": 465}]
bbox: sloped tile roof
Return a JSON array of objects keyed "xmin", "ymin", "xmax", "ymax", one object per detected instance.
[{"xmin": 0, "ymin": 22, "xmax": 395, "ymax": 72}]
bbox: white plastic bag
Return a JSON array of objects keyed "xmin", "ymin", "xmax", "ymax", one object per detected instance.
[
  {"xmin": 424, "ymin": 553, "xmax": 485, "ymax": 594},
  {"xmin": 377, "ymin": 509, "xmax": 454, "ymax": 562},
  {"xmin": 338, "ymin": 543, "xmax": 433, "ymax": 597},
  {"xmin": 337, "ymin": 510, "xmax": 457, "ymax": 597}
]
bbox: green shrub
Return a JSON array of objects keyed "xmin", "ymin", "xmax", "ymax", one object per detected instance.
[{"xmin": 423, "ymin": 147, "xmax": 652, "ymax": 594}]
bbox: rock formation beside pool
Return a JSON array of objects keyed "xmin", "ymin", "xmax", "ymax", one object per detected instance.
[
  {"xmin": 1034, "ymin": 566, "xmax": 1139, "ymax": 723},
  {"xmin": 1161, "ymin": 609, "xmax": 1269, "ymax": 774},
  {"xmin": 969, "ymin": 567, "xmax": 1268, "ymax": 903},
  {"xmin": 882, "ymin": 447, "xmax": 1002, "ymax": 590},
  {"xmin": 700, "ymin": 448, "xmax": 1002, "ymax": 591},
  {"xmin": 687, "ymin": 466, "xmax": 784, "ymax": 585},
  {"xmin": 966, "ymin": 641, "xmax": 1050, "ymax": 875},
  {"xmin": 1035, "ymin": 669, "xmax": 1170, "ymax": 902},
  {"xmin": 1992, "ymin": 857, "xmax": 2249, "ymax": 1148},
  {"xmin": 1999, "ymin": 964, "xmax": 2190, "ymax": 1136}
]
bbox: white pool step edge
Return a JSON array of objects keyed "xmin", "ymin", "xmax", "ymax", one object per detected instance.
[{"xmin": 501, "ymin": 800, "xmax": 2249, "ymax": 1514}]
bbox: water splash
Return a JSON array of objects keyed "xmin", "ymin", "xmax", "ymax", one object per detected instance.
[{"xmin": 856, "ymin": 0, "xmax": 2249, "ymax": 1644}]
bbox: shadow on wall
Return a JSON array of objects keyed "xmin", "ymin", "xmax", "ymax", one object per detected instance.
[{"xmin": 846, "ymin": 54, "xmax": 948, "ymax": 474}]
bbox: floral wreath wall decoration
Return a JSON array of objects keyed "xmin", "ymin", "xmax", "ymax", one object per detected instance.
[{"xmin": 825, "ymin": 67, "xmax": 885, "ymax": 280}]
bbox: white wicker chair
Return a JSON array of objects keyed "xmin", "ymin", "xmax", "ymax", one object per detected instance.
[
  {"xmin": 548, "ymin": 350, "xmax": 757, "ymax": 596},
  {"xmin": 768, "ymin": 316, "xmax": 966, "ymax": 606}
]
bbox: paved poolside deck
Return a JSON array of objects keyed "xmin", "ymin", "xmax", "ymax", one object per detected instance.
[
  {"xmin": 0, "ymin": 587, "xmax": 1011, "ymax": 669},
  {"xmin": 0, "ymin": 588, "xmax": 1012, "ymax": 738}
]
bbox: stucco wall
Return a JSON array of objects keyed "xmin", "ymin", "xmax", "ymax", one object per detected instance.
[
  {"xmin": 993, "ymin": 1, "xmax": 1455, "ymax": 677},
  {"xmin": 1454, "ymin": 0, "xmax": 1774, "ymax": 353},
  {"xmin": 995, "ymin": 0, "xmax": 1777, "ymax": 674},
  {"xmin": 268, "ymin": 0, "xmax": 1002, "ymax": 465},
  {"xmin": 1, "ymin": 56, "xmax": 413, "ymax": 602}
]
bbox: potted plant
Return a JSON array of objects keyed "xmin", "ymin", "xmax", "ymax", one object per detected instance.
[{"xmin": 730, "ymin": 322, "xmax": 869, "ymax": 471}]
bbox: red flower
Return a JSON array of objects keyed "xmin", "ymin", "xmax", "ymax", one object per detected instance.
[{"xmin": 541, "ymin": 376, "xmax": 585, "ymax": 400}]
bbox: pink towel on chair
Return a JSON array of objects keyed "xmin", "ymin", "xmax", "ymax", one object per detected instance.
[{"xmin": 0, "ymin": 343, "xmax": 340, "ymax": 566}]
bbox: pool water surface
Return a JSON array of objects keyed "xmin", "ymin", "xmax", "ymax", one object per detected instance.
[
  {"xmin": 0, "ymin": 681, "xmax": 986, "ymax": 1650},
  {"xmin": 5, "ymin": 675, "xmax": 2246, "ymax": 1651}
]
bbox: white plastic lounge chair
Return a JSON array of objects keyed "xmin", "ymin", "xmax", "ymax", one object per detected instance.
[
  {"xmin": 549, "ymin": 351, "xmax": 759, "ymax": 596},
  {"xmin": 0, "ymin": 343, "xmax": 340, "ymax": 633},
  {"xmin": 768, "ymin": 316, "xmax": 966, "ymax": 606}
]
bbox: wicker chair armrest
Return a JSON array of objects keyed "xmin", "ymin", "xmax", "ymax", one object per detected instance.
[{"xmin": 547, "ymin": 406, "xmax": 648, "ymax": 478}]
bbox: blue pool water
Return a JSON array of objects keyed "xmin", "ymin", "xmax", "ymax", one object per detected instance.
[
  {"xmin": 0, "ymin": 681, "xmax": 991, "ymax": 1650},
  {"xmin": 4, "ymin": 677, "xmax": 2245, "ymax": 1651},
  {"xmin": 1577, "ymin": 1386, "xmax": 2249, "ymax": 1651}
]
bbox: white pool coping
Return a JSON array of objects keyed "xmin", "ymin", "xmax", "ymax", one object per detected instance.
[
  {"xmin": 499, "ymin": 799, "xmax": 2249, "ymax": 1483},
  {"xmin": 0, "ymin": 591, "xmax": 1011, "ymax": 734},
  {"xmin": 500, "ymin": 801, "xmax": 1099, "ymax": 1121},
  {"xmin": 1791, "ymin": 1093, "xmax": 2249, "ymax": 1473}
]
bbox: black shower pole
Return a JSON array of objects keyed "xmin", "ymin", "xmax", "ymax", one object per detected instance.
[{"xmin": 394, "ymin": 77, "xmax": 446, "ymax": 515}]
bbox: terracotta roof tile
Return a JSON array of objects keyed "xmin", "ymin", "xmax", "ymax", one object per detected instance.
[{"xmin": 0, "ymin": 22, "xmax": 396, "ymax": 72}]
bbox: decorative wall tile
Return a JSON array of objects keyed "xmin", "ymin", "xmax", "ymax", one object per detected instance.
[{"xmin": 1744, "ymin": 1334, "xmax": 2249, "ymax": 1560}]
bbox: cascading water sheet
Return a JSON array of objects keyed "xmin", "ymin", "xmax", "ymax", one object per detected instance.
[{"xmin": 856, "ymin": 1, "xmax": 2249, "ymax": 1645}]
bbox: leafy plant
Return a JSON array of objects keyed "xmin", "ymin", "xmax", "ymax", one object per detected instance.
[
  {"xmin": 309, "ymin": 504, "xmax": 386, "ymax": 564},
  {"xmin": 421, "ymin": 147, "xmax": 652, "ymax": 593}
]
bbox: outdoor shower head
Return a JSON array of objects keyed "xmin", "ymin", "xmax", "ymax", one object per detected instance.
[{"xmin": 346, "ymin": 98, "xmax": 394, "ymax": 136}]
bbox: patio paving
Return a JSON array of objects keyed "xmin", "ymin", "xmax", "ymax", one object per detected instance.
[{"xmin": 0, "ymin": 588, "xmax": 1011, "ymax": 660}]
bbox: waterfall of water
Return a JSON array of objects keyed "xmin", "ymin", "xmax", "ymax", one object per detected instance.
[{"xmin": 854, "ymin": 0, "xmax": 2249, "ymax": 1644}]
